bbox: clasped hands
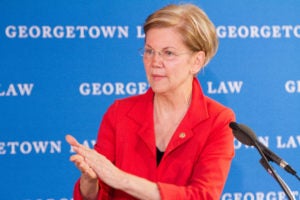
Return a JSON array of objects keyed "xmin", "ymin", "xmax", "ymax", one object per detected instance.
[{"xmin": 65, "ymin": 134, "xmax": 125, "ymax": 189}]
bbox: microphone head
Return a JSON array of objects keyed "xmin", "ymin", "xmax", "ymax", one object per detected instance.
[
  {"xmin": 229, "ymin": 122, "xmax": 239, "ymax": 131},
  {"xmin": 229, "ymin": 122, "xmax": 257, "ymax": 146}
]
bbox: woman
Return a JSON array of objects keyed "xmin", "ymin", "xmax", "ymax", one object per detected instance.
[{"xmin": 66, "ymin": 3, "xmax": 235, "ymax": 200}]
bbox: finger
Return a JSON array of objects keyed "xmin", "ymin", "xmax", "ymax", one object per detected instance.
[
  {"xmin": 83, "ymin": 166, "xmax": 98, "ymax": 179},
  {"xmin": 70, "ymin": 154, "xmax": 87, "ymax": 170},
  {"xmin": 72, "ymin": 145, "xmax": 94, "ymax": 160},
  {"xmin": 65, "ymin": 134, "xmax": 80, "ymax": 147},
  {"xmin": 70, "ymin": 154, "xmax": 84, "ymax": 163},
  {"xmin": 70, "ymin": 155, "xmax": 98, "ymax": 179},
  {"xmin": 84, "ymin": 150, "xmax": 108, "ymax": 171},
  {"xmin": 70, "ymin": 155, "xmax": 94, "ymax": 172},
  {"xmin": 88, "ymin": 149, "xmax": 104, "ymax": 160},
  {"xmin": 70, "ymin": 148, "xmax": 95, "ymax": 169}
]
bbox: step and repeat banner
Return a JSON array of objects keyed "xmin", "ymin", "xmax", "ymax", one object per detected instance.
[{"xmin": 1, "ymin": 0, "xmax": 299, "ymax": 199}]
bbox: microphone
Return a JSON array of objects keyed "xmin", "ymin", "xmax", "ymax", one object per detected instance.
[{"xmin": 229, "ymin": 122, "xmax": 298, "ymax": 177}]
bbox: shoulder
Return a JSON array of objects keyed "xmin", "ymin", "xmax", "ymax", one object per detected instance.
[
  {"xmin": 204, "ymin": 96, "xmax": 235, "ymax": 127},
  {"xmin": 113, "ymin": 89, "xmax": 152, "ymax": 108},
  {"xmin": 192, "ymin": 78, "xmax": 235, "ymax": 122},
  {"xmin": 105, "ymin": 89, "xmax": 153, "ymax": 118},
  {"xmin": 205, "ymin": 96, "xmax": 233, "ymax": 114}
]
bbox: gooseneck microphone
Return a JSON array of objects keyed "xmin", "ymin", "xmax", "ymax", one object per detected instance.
[{"xmin": 229, "ymin": 122, "xmax": 299, "ymax": 180}]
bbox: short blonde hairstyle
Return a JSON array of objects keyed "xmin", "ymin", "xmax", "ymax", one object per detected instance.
[{"xmin": 143, "ymin": 4, "xmax": 218, "ymax": 66}]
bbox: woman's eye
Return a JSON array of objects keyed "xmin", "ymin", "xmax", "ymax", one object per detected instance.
[
  {"xmin": 164, "ymin": 50, "xmax": 175, "ymax": 56},
  {"xmin": 144, "ymin": 49, "xmax": 153, "ymax": 55}
]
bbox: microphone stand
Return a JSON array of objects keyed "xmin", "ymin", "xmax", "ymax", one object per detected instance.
[{"xmin": 253, "ymin": 140, "xmax": 295, "ymax": 200}]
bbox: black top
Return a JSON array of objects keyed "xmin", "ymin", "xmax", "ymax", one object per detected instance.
[{"xmin": 156, "ymin": 147, "xmax": 164, "ymax": 166}]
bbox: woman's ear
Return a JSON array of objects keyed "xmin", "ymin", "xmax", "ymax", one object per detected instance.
[{"xmin": 191, "ymin": 51, "xmax": 206, "ymax": 74}]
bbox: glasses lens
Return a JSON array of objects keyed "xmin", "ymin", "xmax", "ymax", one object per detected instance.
[{"xmin": 138, "ymin": 48, "xmax": 144, "ymax": 56}]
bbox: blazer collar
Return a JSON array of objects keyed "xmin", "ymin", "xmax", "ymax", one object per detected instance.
[
  {"xmin": 126, "ymin": 78, "xmax": 209, "ymax": 155},
  {"xmin": 128, "ymin": 78, "xmax": 209, "ymax": 126},
  {"xmin": 186, "ymin": 78, "xmax": 209, "ymax": 127}
]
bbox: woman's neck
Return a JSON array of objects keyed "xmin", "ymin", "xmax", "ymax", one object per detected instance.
[
  {"xmin": 153, "ymin": 89, "xmax": 192, "ymax": 151},
  {"xmin": 154, "ymin": 85, "xmax": 192, "ymax": 113}
]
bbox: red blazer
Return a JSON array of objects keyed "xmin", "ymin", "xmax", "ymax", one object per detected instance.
[{"xmin": 73, "ymin": 78, "xmax": 235, "ymax": 200}]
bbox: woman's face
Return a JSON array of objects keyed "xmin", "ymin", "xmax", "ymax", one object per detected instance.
[{"xmin": 143, "ymin": 27, "xmax": 201, "ymax": 95}]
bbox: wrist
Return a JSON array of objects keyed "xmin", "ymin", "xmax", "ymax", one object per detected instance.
[
  {"xmin": 80, "ymin": 175, "xmax": 99, "ymax": 200},
  {"xmin": 81, "ymin": 173, "xmax": 98, "ymax": 183}
]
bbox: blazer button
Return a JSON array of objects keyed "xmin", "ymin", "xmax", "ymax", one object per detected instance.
[{"xmin": 179, "ymin": 132, "xmax": 186, "ymax": 139}]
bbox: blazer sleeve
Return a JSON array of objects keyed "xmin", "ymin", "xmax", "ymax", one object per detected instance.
[
  {"xmin": 73, "ymin": 101, "xmax": 119, "ymax": 200},
  {"xmin": 157, "ymin": 108, "xmax": 235, "ymax": 200}
]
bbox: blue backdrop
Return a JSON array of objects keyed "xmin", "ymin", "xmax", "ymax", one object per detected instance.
[{"xmin": 1, "ymin": 0, "xmax": 299, "ymax": 199}]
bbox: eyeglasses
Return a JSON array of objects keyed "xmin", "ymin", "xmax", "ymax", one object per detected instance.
[{"xmin": 139, "ymin": 47, "xmax": 191, "ymax": 61}]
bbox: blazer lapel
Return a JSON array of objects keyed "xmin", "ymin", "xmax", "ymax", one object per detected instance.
[
  {"xmin": 125, "ymin": 78, "xmax": 209, "ymax": 157},
  {"xmin": 127, "ymin": 89, "xmax": 156, "ymax": 157},
  {"xmin": 165, "ymin": 78, "xmax": 209, "ymax": 155}
]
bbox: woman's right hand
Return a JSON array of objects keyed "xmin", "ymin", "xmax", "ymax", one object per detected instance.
[
  {"xmin": 66, "ymin": 135, "xmax": 99, "ymax": 199},
  {"xmin": 66, "ymin": 134, "xmax": 98, "ymax": 179},
  {"xmin": 69, "ymin": 154, "xmax": 98, "ymax": 180}
]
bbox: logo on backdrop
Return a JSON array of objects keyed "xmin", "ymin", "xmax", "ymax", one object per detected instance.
[
  {"xmin": 1, "ymin": 135, "xmax": 299, "ymax": 156},
  {"xmin": 0, "ymin": 138, "xmax": 95, "ymax": 155},
  {"xmin": 4, "ymin": 25, "xmax": 300, "ymax": 39},
  {"xmin": 221, "ymin": 190, "xmax": 299, "ymax": 200},
  {"xmin": 207, "ymin": 81, "xmax": 243, "ymax": 94},
  {"xmin": 79, "ymin": 82, "xmax": 149, "ymax": 96},
  {"xmin": 217, "ymin": 25, "xmax": 300, "ymax": 39},
  {"xmin": 78, "ymin": 81, "xmax": 243, "ymax": 96},
  {"xmin": 0, "ymin": 83, "xmax": 34, "ymax": 96},
  {"xmin": 234, "ymin": 135, "xmax": 300, "ymax": 150},
  {"xmin": 285, "ymin": 80, "xmax": 300, "ymax": 93},
  {"xmin": 5, "ymin": 25, "xmax": 131, "ymax": 39}
]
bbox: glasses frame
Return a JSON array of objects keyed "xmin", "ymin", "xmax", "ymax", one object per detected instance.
[{"xmin": 139, "ymin": 47, "xmax": 192, "ymax": 61}]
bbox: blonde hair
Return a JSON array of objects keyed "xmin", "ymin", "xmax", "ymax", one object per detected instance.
[{"xmin": 143, "ymin": 4, "xmax": 218, "ymax": 66}]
